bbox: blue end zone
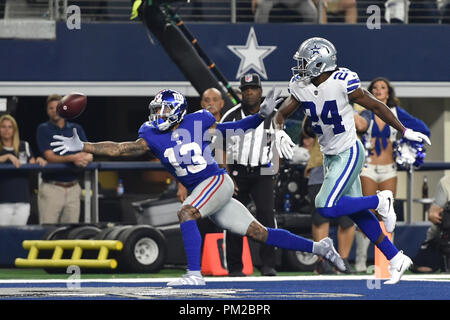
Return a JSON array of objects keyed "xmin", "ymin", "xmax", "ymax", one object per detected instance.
[{"xmin": 0, "ymin": 276, "xmax": 449, "ymax": 301}]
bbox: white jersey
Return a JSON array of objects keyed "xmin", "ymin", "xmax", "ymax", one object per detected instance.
[{"xmin": 289, "ymin": 67, "xmax": 361, "ymax": 155}]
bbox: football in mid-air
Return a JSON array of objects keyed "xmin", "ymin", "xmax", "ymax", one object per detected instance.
[{"xmin": 56, "ymin": 92, "xmax": 87, "ymax": 119}]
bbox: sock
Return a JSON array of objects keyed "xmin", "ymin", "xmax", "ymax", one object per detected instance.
[
  {"xmin": 350, "ymin": 210, "xmax": 398, "ymax": 260},
  {"xmin": 266, "ymin": 228, "xmax": 313, "ymax": 253},
  {"xmin": 318, "ymin": 195, "xmax": 379, "ymax": 218},
  {"xmin": 180, "ymin": 220, "xmax": 202, "ymax": 271},
  {"xmin": 377, "ymin": 236, "xmax": 399, "ymax": 260}
]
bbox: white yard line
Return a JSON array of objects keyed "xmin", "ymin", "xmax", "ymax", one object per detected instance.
[{"xmin": 0, "ymin": 274, "xmax": 449, "ymax": 284}]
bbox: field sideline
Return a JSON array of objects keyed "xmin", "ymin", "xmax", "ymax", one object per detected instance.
[{"xmin": 0, "ymin": 268, "xmax": 449, "ymax": 302}]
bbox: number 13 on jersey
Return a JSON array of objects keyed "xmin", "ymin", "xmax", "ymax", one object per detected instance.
[
  {"xmin": 164, "ymin": 142, "xmax": 207, "ymax": 177},
  {"xmin": 302, "ymin": 100, "xmax": 345, "ymax": 135}
]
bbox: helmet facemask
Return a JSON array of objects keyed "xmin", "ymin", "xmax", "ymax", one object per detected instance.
[{"xmin": 148, "ymin": 89, "xmax": 187, "ymax": 132}]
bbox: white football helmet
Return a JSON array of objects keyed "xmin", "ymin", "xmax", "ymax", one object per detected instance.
[{"xmin": 292, "ymin": 37, "xmax": 338, "ymax": 81}]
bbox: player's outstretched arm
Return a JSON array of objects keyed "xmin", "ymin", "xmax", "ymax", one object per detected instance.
[
  {"xmin": 349, "ymin": 88, "xmax": 431, "ymax": 145},
  {"xmin": 52, "ymin": 128, "xmax": 150, "ymax": 157},
  {"xmin": 213, "ymin": 87, "xmax": 282, "ymax": 135},
  {"xmin": 84, "ymin": 138, "xmax": 150, "ymax": 157}
]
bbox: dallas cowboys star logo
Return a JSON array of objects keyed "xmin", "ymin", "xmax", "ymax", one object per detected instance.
[
  {"xmin": 227, "ymin": 27, "xmax": 277, "ymax": 80},
  {"xmin": 310, "ymin": 44, "xmax": 321, "ymax": 54}
]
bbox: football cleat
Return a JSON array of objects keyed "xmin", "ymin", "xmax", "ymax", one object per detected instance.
[
  {"xmin": 384, "ymin": 251, "xmax": 413, "ymax": 284},
  {"xmin": 318, "ymin": 237, "xmax": 347, "ymax": 273},
  {"xmin": 167, "ymin": 273, "xmax": 206, "ymax": 287},
  {"xmin": 376, "ymin": 190, "xmax": 397, "ymax": 233}
]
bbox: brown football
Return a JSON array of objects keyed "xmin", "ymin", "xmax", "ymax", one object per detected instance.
[{"xmin": 56, "ymin": 92, "xmax": 87, "ymax": 119}]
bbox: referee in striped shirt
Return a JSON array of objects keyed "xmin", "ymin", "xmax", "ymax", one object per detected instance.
[{"xmin": 221, "ymin": 73, "xmax": 278, "ymax": 276}]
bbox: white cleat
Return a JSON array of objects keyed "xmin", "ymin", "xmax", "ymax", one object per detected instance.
[
  {"xmin": 384, "ymin": 251, "xmax": 413, "ymax": 285},
  {"xmin": 376, "ymin": 190, "xmax": 397, "ymax": 233},
  {"xmin": 319, "ymin": 237, "xmax": 347, "ymax": 273},
  {"xmin": 167, "ymin": 272, "xmax": 206, "ymax": 287}
]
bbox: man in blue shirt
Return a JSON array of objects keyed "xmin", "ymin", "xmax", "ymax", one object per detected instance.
[{"xmin": 36, "ymin": 94, "xmax": 93, "ymax": 224}]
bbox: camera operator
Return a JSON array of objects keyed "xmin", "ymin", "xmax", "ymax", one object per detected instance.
[{"xmin": 412, "ymin": 175, "xmax": 450, "ymax": 273}]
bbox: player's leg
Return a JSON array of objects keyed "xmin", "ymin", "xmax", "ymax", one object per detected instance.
[
  {"xmin": 310, "ymin": 183, "xmax": 336, "ymax": 274},
  {"xmin": 336, "ymin": 217, "xmax": 355, "ymax": 272},
  {"xmin": 250, "ymin": 174, "xmax": 276, "ymax": 275},
  {"xmin": 316, "ymin": 141, "xmax": 395, "ymax": 230},
  {"xmin": 210, "ymin": 198, "xmax": 346, "ymax": 272},
  {"xmin": 167, "ymin": 173, "xmax": 234, "ymax": 286},
  {"xmin": 347, "ymin": 175, "xmax": 411, "ymax": 283},
  {"xmin": 358, "ymin": 173, "xmax": 379, "ymax": 271}
]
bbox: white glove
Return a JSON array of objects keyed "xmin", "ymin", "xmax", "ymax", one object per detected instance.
[
  {"xmin": 275, "ymin": 130, "xmax": 295, "ymax": 160},
  {"xmin": 259, "ymin": 87, "xmax": 283, "ymax": 118},
  {"xmin": 403, "ymin": 128, "xmax": 431, "ymax": 146},
  {"xmin": 50, "ymin": 128, "xmax": 84, "ymax": 155}
]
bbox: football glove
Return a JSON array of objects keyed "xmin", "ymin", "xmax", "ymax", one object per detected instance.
[
  {"xmin": 259, "ymin": 87, "xmax": 283, "ymax": 118},
  {"xmin": 51, "ymin": 128, "xmax": 84, "ymax": 155},
  {"xmin": 403, "ymin": 128, "xmax": 431, "ymax": 146},
  {"xmin": 275, "ymin": 130, "xmax": 295, "ymax": 160}
]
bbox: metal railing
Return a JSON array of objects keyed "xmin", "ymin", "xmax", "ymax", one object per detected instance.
[
  {"xmin": 1, "ymin": 0, "xmax": 447, "ymax": 24},
  {"xmin": 1, "ymin": 160, "xmax": 450, "ymax": 224},
  {"xmin": 2, "ymin": 0, "xmax": 67, "ymax": 20}
]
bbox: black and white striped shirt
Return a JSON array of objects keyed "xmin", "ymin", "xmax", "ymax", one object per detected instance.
[{"xmin": 220, "ymin": 104, "xmax": 276, "ymax": 167}]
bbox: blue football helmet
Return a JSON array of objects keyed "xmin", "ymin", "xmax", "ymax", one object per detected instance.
[{"xmin": 148, "ymin": 89, "xmax": 187, "ymax": 131}]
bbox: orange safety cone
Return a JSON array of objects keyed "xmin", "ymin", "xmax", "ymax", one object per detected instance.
[
  {"xmin": 201, "ymin": 233, "xmax": 253, "ymax": 276},
  {"xmin": 241, "ymin": 236, "xmax": 253, "ymax": 276},
  {"xmin": 374, "ymin": 222, "xmax": 392, "ymax": 279}
]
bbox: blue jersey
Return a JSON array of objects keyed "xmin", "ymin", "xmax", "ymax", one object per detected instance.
[{"xmin": 139, "ymin": 110, "xmax": 226, "ymax": 192}]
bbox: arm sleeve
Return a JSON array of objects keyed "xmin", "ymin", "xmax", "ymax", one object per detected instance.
[
  {"xmin": 138, "ymin": 122, "xmax": 149, "ymax": 139},
  {"xmin": 396, "ymin": 107, "xmax": 431, "ymax": 137},
  {"xmin": 215, "ymin": 113, "xmax": 264, "ymax": 136},
  {"xmin": 346, "ymin": 71, "xmax": 361, "ymax": 94},
  {"xmin": 288, "ymin": 76, "xmax": 302, "ymax": 103}
]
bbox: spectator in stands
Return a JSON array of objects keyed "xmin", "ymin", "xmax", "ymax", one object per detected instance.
[
  {"xmin": 412, "ymin": 175, "xmax": 450, "ymax": 273},
  {"xmin": 303, "ymin": 117, "xmax": 356, "ymax": 274},
  {"xmin": 356, "ymin": 78, "xmax": 430, "ymax": 272},
  {"xmin": 316, "ymin": 0, "xmax": 357, "ymax": 23},
  {"xmin": 36, "ymin": 94, "xmax": 92, "ymax": 224},
  {"xmin": 442, "ymin": 0, "xmax": 450, "ymax": 23},
  {"xmin": 252, "ymin": 0, "xmax": 318, "ymax": 23},
  {"xmin": 0, "ymin": 114, "xmax": 47, "ymax": 225}
]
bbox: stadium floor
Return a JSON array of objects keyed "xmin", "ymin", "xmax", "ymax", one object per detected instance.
[{"xmin": 0, "ymin": 274, "xmax": 449, "ymax": 300}]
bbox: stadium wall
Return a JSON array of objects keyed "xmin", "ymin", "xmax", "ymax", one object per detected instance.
[
  {"xmin": 0, "ymin": 23, "xmax": 448, "ymax": 93},
  {"xmin": 0, "ymin": 22, "xmax": 449, "ymax": 222}
]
